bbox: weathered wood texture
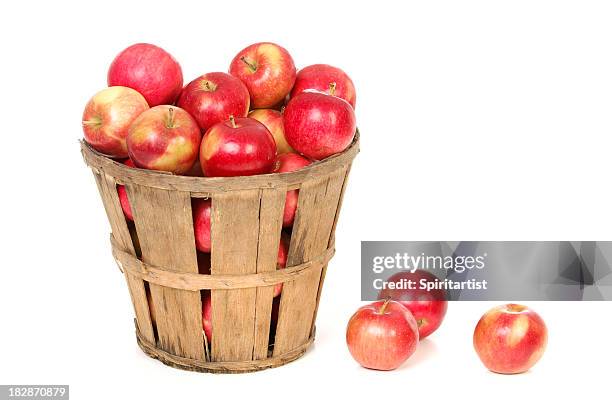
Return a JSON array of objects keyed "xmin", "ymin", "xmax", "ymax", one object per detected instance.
[
  {"xmin": 126, "ymin": 184, "xmax": 204, "ymax": 360},
  {"xmin": 209, "ymin": 190, "xmax": 261, "ymax": 362},
  {"xmin": 92, "ymin": 170, "xmax": 154, "ymax": 343},
  {"xmin": 253, "ymin": 188, "xmax": 285, "ymax": 360},
  {"xmin": 273, "ymin": 167, "xmax": 349, "ymax": 356},
  {"xmin": 82, "ymin": 133, "xmax": 359, "ymax": 373}
]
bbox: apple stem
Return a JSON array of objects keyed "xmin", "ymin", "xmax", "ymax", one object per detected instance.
[
  {"xmin": 82, "ymin": 118, "xmax": 102, "ymax": 127},
  {"xmin": 240, "ymin": 56, "xmax": 257, "ymax": 72},
  {"xmin": 167, "ymin": 107, "xmax": 175, "ymax": 128},
  {"xmin": 229, "ymin": 115, "xmax": 237, "ymax": 128},
  {"xmin": 378, "ymin": 298, "xmax": 391, "ymax": 315},
  {"xmin": 329, "ymin": 82, "xmax": 337, "ymax": 96}
]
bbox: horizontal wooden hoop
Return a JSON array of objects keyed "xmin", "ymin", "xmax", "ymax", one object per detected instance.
[
  {"xmin": 135, "ymin": 322, "xmax": 315, "ymax": 374},
  {"xmin": 80, "ymin": 131, "xmax": 360, "ymax": 193},
  {"xmin": 111, "ymin": 234, "xmax": 335, "ymax": 291}
]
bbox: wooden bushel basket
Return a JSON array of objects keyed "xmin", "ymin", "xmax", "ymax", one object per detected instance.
[{"xmin": 81, "ymin": 132, "xmax": 359, "ymax": 373}]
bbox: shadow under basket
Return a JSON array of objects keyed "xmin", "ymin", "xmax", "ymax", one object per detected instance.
[{"xmin": 81, "ymin": 132, "xmax": 359, "ymax": 374}]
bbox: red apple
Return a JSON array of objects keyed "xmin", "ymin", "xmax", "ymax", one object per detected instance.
[
  {"xmin": 82, "ymin": 86, "xmax": 149, "ymax": 158},
  {"xmin": 229, "ymin": 42, "xmax": 296, "ymax": 108},
  {"xmin": 127, "ymin": 105, "xmax": 201, "ymax": 174},
  {"xmin": 200, "ymin": 116, "xmax": 276, "ymax": 177},
  {"xmin": 473, "ymin": 304, "xmax": 548, "ymax": 374},
  {"xmin": 291, "ymin": 64, "xmax": 356, "ymax": 108},
  {"xmin": 202, "ymin": 293, "xmax": 212, "ymax": 343},
  {"xmin": 193, "ymin": 199, "xmax": 212, "ymax": 253},
  {"xmin": 283, "ymin": 91, "xmax": 356, "ymax": 160},
  {"xmin": 378, "ymin": 270, "xmax": 448, "ymax": 339},
  {"xmin": 117, "ymin": 159, "xmax": 136, "ymax": 221},
  {"xmin": 248, "ymin": 109, "xmax": 294, "ymax": 154},
  {"xmin": 177, "ymin": 72, "xmax": 250, "ymax": 132},
  {"xmin": 273, "ymin": 153, "xmax": 311, "ymax": 227},
  {"xmin": 274, "ymin": 235, "xmax": 289, "ymax": 297},
  {"xmin": 346, "ymin": 299, "xmax": 419, "ymax": 371},
  {"xmin": 108, "ymin": 43, "xmax": 183, "ymax": 107}
]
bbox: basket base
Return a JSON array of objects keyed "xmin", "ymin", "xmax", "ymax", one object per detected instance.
[{"xmin": 135, "ymin": 325, "xmax": 315, "ymax": 374}]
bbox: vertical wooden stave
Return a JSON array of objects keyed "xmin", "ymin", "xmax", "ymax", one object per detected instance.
[
  {"xmin": 209, "ymin": 190, "xmax": 261, "ymax": 362},
  {"xmin": 92, "ymin": 170, "xmax": 155, "ymax": 343},
  {"xmin": 126, "ymin": 184, "xmax": 204, "ymax": 360},
  {"xmin": 310, "ymin": 164, "xmax": 352, "ymax": 335},
  {"xmin": 252, "ymin": 188, "xmax": 285, "ymax": 359},
  {"xmin": 273, "ymin": 167, "xmax": 348, "ymax": 356}
]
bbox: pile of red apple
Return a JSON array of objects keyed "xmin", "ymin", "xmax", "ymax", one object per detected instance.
[
  {"xmin": 83, "ymin": 42, "xmax": 357, "ymax": 345},
  {"xmin": 82, "ymin": 41, "xmax": 356, "ymax": 176},
  {"xmin": 346, "ymin": 271, "xmax": 548, "ymax": 374},
  {"xmin": 83, "ymin": 42, "xmax": 357, "ymax": 229}
]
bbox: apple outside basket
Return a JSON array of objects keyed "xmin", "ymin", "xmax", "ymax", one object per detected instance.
[{"xmin": 80, "ymin": 132, "xmax": 359, "ymax": 373}]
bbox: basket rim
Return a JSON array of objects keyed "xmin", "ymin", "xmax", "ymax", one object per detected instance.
[{"xmin": 81, "ymin": 130, "xmax": 359, "ymax": 193}]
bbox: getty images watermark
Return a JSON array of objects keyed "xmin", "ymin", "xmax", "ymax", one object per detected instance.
[
  {"xmin": 361, "ymin": 241, "xmax": 612, "ymax": 301},
  {"xmin": 371, "ymin": 251, "xmax": 488, "ymax": 291}
]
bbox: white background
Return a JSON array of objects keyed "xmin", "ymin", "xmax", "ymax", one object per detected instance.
[{"xmin": 1, "ymin": 0, "xmax": 611, "ymax": 404}]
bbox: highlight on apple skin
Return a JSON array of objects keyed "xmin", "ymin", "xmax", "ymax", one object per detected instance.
[
  {"xmin": 248, "ymin": 109, "xmax": 295, "ymax": 154},
  {"xmin": 82, "ymin": 86, "xmax": 149, "ymax": 158},
  {"xmin": 127, "ymin": 105, "xmax": 201, "ymax": 174},
  {"xmin": 177, "ymin": 72, "xmax": 250, "ymax": 132},
  {"xmin": 291, "ymin": 64, "xmax": 357, "ymax": 108},
  {"xmin": 108, "ymin": 43, "xmax": 183, "ymax": 107},
  {"xmin": 473, "ymin": 303, "xmax": 548, "ymax": 374},
  {"xmin": 378, "ymin": 270, "xmax": 448, "ymax": 339},
  {"xmin": 193, "ymin": 199, "xmax": 212, "ymax": 253},
  {"xmin": 229, "ymin": 42, "xmax": 296, "ymax": 109},
  {"xmin": 202, "ymin": 293, "xmax": 212, "ymax": 343},
  {"xmin": 273, "ymin": 153, "xmax": 311, "ymax": 227},
  {"xmin": 283, "ymin": 91, "xmax": 356, "ymax": 160},
  {"xmin": 346, "ymin": 299, "xmax": 419, "ymax": 371},
  {"xmin": 199, "ymin": 116, "xmax": 276, "ymax": 177}
]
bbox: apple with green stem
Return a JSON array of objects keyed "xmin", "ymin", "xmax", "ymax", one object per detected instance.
[
  {"xmin": 82, "ymin": 86, "xmax": 148, "ymax": 158},
  {"xmin": 283, "ymin": 89, "xmax": 356, "ymax": 160},
  {"xmin": 199, "ymin": 116, "xmax": 276, "ymax": 177},
  {"xmin": 291, "ymin": 64, "xmax": 356, "ymax": 108},
  {"xmin": 177, "ymin": 72, "xmax": 250, "ymax": 132},
  {"xmin": 346, "ymin": 299, "xmax": 419, "ymax": 370},
  {"xmin": 378, "ymin": 270, "xmax": 448, "ymax": 339},
  {"xmin": 127, "ymin": 105, "xmax": 201, "ymax": 174},
  {"xmin": 229, "ymin": 42, "xmax": 296, "ymax": 108}
]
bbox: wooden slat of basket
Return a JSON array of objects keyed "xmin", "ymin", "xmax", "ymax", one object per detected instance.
[
  {"xmin": 92, "ymin": 171, "xmax": 155, "ymax": 343},
  {"xmin": 310, "ymin": 164, "xmax": 352, "ymax": 335},
  {"xmin": 273, "ymin": 167, "xmax": 347, "ymax": 355},
  {"xmin": 126, "ymin": 184, "xmax": 204, "ymax": 360},
  {"xmin": 253, "ymin": 188, "xmax": 285, "ymax": 360},
  {"xmin": 210, "ymin": 190, "xmax": 261, "ymax": 362}
]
